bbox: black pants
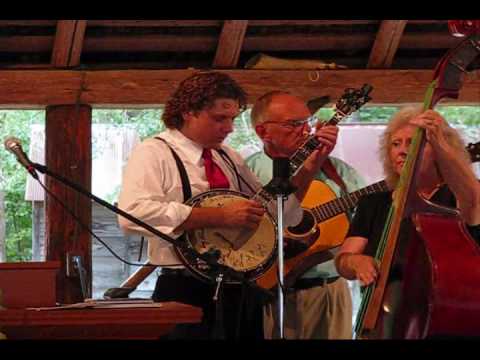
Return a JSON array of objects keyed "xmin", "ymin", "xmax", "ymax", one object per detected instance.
[{"xmin": 152, "ymin": 272, "xmax": 264, "ymax": 340}]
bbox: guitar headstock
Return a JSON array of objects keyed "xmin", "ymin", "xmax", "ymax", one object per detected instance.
[
  {"xmin": 466, "ymin": 141, "xmax": 480, "ymax": 163},
  {"xmin": 335, "ymin": 84, "xmax": 373, "ymax": 117}
]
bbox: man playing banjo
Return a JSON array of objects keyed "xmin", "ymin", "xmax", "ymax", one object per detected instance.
[{"xmin": 118, "ymin": 71, "xmax": 338, "ymax": 339}]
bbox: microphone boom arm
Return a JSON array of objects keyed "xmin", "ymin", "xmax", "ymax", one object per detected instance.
[{"xmin": 31, "ymin": 162, "xmax": 274, "ymax": 298}]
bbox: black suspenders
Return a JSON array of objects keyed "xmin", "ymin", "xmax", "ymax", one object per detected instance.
[
  {"xmin": 155, "ymin": 137, "xmax": 192, "ymax": 202},
  {"xmin": 155, "ymin": 137, "xmax": 246, "ymax": 199}
]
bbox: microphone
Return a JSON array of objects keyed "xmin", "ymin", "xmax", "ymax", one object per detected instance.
[
  {"xmin": 4, "ymin": 137, "xmax": 39, "ymax": 179},
  {"xmin": 264, "ymin": 157, "xmax": 296, "ymax": 196}
]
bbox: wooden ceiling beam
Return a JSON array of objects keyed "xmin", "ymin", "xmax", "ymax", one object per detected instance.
[
  {"xmin": 0, "ymin": 32, "xmax": 460, "ymax": 53},
  {"xmin": 213, "ymin": 20, "xmax": 248, "ymax": 68},
  {"xmin": 249, "ymin": 20, "xmax": 379, "ymax": 26},
  {"xmin": 368, "ymin": 20, "xmax": 408, "ymax": 69},
  {"xmin": 248, "ymin": 20, "xmax": 445, "ymax": 26},
  {"xmin": 0, "ymin": 36, "xmax": 53, "ymax": 52},
  {"xmin": 51, "ymin": 20, "xmax": 87, "ymax": 67},
  {"xmin": 0, "ymin": 35, "xmax": 212, "ymax": 53},
  {"xmin": 0, "ymin": 20, "xmax": 447, "ymax": 28},
  {"xmin": 85, "ymin": 20, "xmax": 378, "ymax": 27},
  {"xmin": 79, "ymin": 33, "xmax": 459, "ymax": 52},
  {"xmin": 0, "ymin": 69, "xmax": 479, "ymax": 107},
  {"xmin": 84, "ymin": 35, "xmax": 217, "ymax": 52},
  {"xmin": 0, "ymin": 20, "xmax": 57, "ymax": 26},
  {"xmin": 86, "ymin": 20, "xmax": 222, "ymax": 27}
]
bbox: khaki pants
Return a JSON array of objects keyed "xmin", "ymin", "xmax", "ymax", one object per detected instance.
[{"xmin": 263, "ymin": 277, "xmax": 353, "ymax": 339}]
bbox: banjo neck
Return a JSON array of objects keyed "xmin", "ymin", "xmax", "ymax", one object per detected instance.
[
  {"xmin": 251, "ymin": 187, "xmax": 276, "ymax": 207},
  {"xmin": 288, "ymin": 83, "xmax": 375, "ymax": 178},
  {"xmin": 289, "ymin": 109, "xmax": 348, "ymax": 177}
]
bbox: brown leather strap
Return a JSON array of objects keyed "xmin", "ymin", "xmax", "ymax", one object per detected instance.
[{"xmin": 321, "ymin": 158, "xmax": 348, "ymax": 193}]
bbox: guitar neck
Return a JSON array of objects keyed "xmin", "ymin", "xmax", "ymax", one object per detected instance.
[
  {"xmin": 289, "ymin": 111, "xmax": 346, "ymax": 176},
  {"xmin": 311, "ymin": 180, "xmax": 388, "ymax": 222}
]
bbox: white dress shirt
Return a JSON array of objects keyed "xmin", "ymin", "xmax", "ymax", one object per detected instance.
[{"xmin": 118, "ymin": 128, "xmax": 302, "ymax": 266}]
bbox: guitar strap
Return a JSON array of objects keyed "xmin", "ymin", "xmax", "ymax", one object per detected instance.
[{"xmin": 321, "ymin": 157, "xmax": 348, "ymax": 194}]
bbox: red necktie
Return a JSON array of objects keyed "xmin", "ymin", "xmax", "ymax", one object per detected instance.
[{"xmin": 202, "ymin": 149, "xmax": 230, "ymax": 189}]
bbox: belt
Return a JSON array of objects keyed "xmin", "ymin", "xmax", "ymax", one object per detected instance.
[
  {"xmin": 160, "ymin": 267, "xmax": 192, "ymax": 277},
  {"xmin": 292, "ymin": 276, "xmax": 340, "ymax": 291}
]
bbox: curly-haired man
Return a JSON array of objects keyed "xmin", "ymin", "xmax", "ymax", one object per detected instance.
[{"xmin": 118, "ymin": 71, "xmax": 264, "ymax": 339}]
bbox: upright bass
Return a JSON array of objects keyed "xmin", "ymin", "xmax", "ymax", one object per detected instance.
[{"xmin": 355, "ymin": 32, "xmax": 480, "ymax": 339}]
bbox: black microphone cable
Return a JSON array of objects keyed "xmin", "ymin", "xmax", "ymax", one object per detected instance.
[{"xmin": 34, "ymin": 177, "xmax": 182, "ymax": 268}]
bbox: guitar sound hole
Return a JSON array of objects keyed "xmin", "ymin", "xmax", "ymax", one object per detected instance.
[
  {"xmin": 287, "ymin": 209, "xmax": 315, "ymax": 235},
  {"xmin": 284, "ymin": 209, "xmax": 317, "ymax": 259}
]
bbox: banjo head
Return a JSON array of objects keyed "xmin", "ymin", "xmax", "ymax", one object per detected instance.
[{"xmin": 176, "ymin": 189, "xmax": 277, "ymax": 283}]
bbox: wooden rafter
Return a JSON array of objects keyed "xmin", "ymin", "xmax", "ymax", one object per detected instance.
[
  {"xmin": 51, "ymin": 20, "xmax": 87, "ymax": 67},
  {"xmin": 368, "ymin": 20, "xmax": 408, "ymax": 69},
  {"xmin": 86, "ymin": 20, "xmax": 376, "ymax": 27},
  {"xmin": 87, "ymin": 20, "xmax": 222, "ymax": 27},
  {"xmin": 0, "ymin": 20, "xmax": 57, "ymax": 26},
  {"xmin": 213, "ymin": 20, "xmax": 249, "ymax": 68},
  {"xmin": 0, "ymin": 69, "xmax": 479, "ymax": 107},
  {"xmin": 0, "ymin": 20, "xmax": 447, "ymax": 28},
  {"xmin": 2, "ymin": 32, "xmax": 461, "ymax": 54}
]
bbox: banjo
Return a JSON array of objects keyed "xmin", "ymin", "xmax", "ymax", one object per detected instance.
[{"xmin": 175, "ymin": 84, "xmax": 373, "ymax": 283}]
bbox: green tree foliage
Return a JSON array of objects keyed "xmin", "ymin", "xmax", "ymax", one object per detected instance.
[
  {"xmin": 226, "ymin": 110, "xmax": 261, "ymax": 152},
  {"xmin": 93, "ymin": 109, "xmax": 164, "ymax": 139},
  {"xmin": 356, "ymin": 106, "xmax": 399, "ymax": 123},
  {"xmin": 0, "ymin": 110, "xmax": 44, "ymax": 261},
  {"xmin": 437, "ymin": 106, "xmax": 480, "ymax": 142},
  {"xmin": 314, "ymin": 106, "xmax": 400, "ymax": 124}
]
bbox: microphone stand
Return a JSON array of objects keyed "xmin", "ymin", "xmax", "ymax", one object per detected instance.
[
  {"xmin": 30, "ymin": 162, "xmax": 275, "ymax": 301},
  {"xmin": 263, "ymin": 158, "xmax": 297, "ymax": 340}
]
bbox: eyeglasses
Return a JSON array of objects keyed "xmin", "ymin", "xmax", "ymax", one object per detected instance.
[{"xmin": 262, "ymin": 116, "xmax": 318, "ymax": 129}]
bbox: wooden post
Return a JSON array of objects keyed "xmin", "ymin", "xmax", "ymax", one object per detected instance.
[{"xmin": 44, "ymin": 104, "xmax": 92, "ymax": 304}]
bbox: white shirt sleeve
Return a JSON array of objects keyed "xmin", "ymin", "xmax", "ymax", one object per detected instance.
[{"xmin": 117, "ymin": 140, "xmax": 192, "ymax": 239}]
